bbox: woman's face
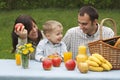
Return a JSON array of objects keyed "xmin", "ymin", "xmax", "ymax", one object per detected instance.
[{"xmin": 28, "ymin": 22, "xmax": 38, "ymax": 41}]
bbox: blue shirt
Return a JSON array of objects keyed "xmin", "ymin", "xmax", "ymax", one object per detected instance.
[{"xmin": 35, "ymin": 38, "xmax": 67, "ymax": 61}]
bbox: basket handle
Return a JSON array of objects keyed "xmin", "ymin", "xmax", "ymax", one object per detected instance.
[{"xmin": 100, "ymin": 18, "xmax": 117, "ymax": 40}]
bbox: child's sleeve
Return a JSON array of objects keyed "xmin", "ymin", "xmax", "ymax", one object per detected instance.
[{"xmin": 35, "ymin": 41, "xmax": 45, "ymax": 62}]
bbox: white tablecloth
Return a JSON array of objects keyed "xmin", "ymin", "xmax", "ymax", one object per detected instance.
[{"xmin": 0, "ymin": 59, "xmax": 120, "ymax": 80}]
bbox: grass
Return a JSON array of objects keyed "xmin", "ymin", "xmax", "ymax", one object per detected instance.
[{"xmin": 0, "ymin": 8, "xmax": 120, "ymax": 59}]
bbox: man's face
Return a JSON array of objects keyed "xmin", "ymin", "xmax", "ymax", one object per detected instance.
[{"xmin": 78, "ymin": 13, "xmax": 95, "ymax": 35}]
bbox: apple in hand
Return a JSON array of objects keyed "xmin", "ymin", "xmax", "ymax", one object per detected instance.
[
  {"xmin": 42, "ymin": 59, "xmax": 52, "ymax": 70},
  {"xmin": 77, "ymin": 62, "xmax": 88, "ymax": 73},
  {"xmin": 52, "ymin": 57, "xmax": 62, "ymax": 67},
  {"xmin": 65, "ymin": 59, "xmax": 76, "ymax": 70},
  {"xmin": 15, "ymin": 23, "xmax": 24, "ymax": 31}
]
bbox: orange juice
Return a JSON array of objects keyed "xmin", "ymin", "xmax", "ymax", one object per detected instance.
[
  {"xmin": 76, "ymin": 45, "xmax": 88, "ymax": 64},
  {"xmin": 15, "ymin": 53, "xmax": 21, "ymax": 65},
  {"xmin": 63, "ymin": 52, "xmax": 72, "ymax": 62},
  {"xmin": 78, "ymin": 46, "xmax": 87, "ymax": 54}
]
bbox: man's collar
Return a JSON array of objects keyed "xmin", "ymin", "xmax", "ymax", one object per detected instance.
[{"xmin": 86, "ymin": 23, "xmax": 99, "ymax": 38}]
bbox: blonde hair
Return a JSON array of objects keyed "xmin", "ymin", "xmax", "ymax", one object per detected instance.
[{"xmin": 43, "ymin": 20, "xmax": 63, "ymax": 35}]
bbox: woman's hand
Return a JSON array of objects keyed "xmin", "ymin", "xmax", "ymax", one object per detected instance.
[{"xmin": 14, "ymin": 23, "xmax": 28, "ymax": 39}]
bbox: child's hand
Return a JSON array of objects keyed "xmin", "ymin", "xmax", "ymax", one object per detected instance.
[
  {"xmin": 41, "ymin": 57, "xmax": 49, "ymax": 62},
  {"xmin": 47, "ymin": 53, "xmax": 59, "ymax": 59},
  {"xmin": 48, "ymin": 53, "xmax": 63, "ymax": 61},
  {"xmin": 52, "ymin": 52, "xmax": 59, "ymax": 57},
  {"xmin": 47, "ymin": 54, "xmax": 55, "ymax": 59}
]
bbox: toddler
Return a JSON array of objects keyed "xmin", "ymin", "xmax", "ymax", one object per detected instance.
[{"xmin": 35, "ymin": 20, "xmax": 67, "ymax": 61}]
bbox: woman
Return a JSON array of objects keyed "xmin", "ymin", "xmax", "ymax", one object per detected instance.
[{"xmin": 11, "ymin": 14, "xmax": 43, "ymax": 59}]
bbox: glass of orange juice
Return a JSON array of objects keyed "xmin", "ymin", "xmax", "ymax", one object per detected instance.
[
  {"xmin": 15, "ymin": 53, "xmax": 21, "ymax": 65},
  {"xmin": 63, "ymin": 52, "xmax": 72, "ymax": 62}
]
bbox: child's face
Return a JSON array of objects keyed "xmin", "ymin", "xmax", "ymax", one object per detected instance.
[{"xmin": 47, "ymin": 26, "xmax": 63, "ymax": 44}]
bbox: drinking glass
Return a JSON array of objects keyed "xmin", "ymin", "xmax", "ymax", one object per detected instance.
[{"xmin": 63, "ymin": 52, "xmax": 72, "ymax": 62}]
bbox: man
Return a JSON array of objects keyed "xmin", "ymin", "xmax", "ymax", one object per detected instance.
[{"xmin": 62, "ymin": 6, "xmax": 114, "ymax": 59}]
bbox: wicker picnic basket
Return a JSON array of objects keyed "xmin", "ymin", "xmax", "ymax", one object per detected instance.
[{"xmin": 88, "ymin": 18, "xmax": 120, "ymax": 70}]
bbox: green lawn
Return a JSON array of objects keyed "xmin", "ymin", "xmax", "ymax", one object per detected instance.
[{"xmin": 0, "ymin": 8, "xmax": 120, "ymax": 59}]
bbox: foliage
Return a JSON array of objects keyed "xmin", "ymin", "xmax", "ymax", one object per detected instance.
[
  {"xmin": 81, "ymin": 0, "xmax": 96, "ymax": 5},
  {"xmin": 94, "ymin": 0, "xmax": 112, "ymax": 9},
  {"xmin": 0, "ymin": 0, "xmax": 120, "ymax": 10}
]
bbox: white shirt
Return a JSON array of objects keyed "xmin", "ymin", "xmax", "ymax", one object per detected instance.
[{"xmin": 62, "ymin": 25, "xmax": 114, "ymax": 59}]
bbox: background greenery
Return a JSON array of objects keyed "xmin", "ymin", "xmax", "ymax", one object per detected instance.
[
  {"xmin": 0, "ymin": 0, "xmax": 120, "ymax": 10},
  {"xmin": 0, "ymin": 8, "xmax": 120, "ymax": 59}
]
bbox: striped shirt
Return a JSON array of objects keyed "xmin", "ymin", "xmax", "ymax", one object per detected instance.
[{"xmin": 62, "ymin": 25, "xmax": 114, "ymax": 59}]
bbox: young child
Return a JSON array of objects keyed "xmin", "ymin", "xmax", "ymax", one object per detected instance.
[{"xmin": 35, "ymin": 20, "xmax": 67, "ymax": 61}]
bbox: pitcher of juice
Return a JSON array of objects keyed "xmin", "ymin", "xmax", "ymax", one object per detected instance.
[
  {"xmin": 15, "ymin": 53, "xmax": 21, "ymax": 65},
  {"xmin": 76, "ymin": 45, "xmax": 88, "ymax": 64},
  {"xmin": 63, "ymin": 52, "xmax": 72, "ymax": 62}
]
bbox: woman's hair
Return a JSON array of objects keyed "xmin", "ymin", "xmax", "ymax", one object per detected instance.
[
  {"xmin": 11, "ymin": 14, "xmax": 43, "ymax": 53},
  {"xmin": 79, "ymin": 6, "xmax": 99, "ymax": 22},
  {"xmin": 43, "ymin": 20, "xmax": 63, "ymax": 35}
]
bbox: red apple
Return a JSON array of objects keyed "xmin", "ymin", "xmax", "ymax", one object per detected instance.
[
  {"xmin": 42, "ymin": 59, "xmax": 52, "ymax": 70},
  {"xmin": 65, "ymin": 59, "xmax": 76, "ymax": 70},
  {"xmin": 15, "ymin": 23, "xmax": 24, "ymax": 31},
  {"xmin": 52, "ymin": 57, "xmax": 62, "ymax": 67}
]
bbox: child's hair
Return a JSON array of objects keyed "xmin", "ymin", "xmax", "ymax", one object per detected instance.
[{"xmin": 43, "ymin": 20, "xmax": 63, "ymax": 35}]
